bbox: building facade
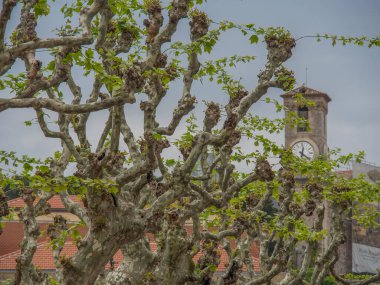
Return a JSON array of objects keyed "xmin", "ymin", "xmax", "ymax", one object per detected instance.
[{"xmin": 281, "ymin": 85, "xmax": 380, "ymax": 275}]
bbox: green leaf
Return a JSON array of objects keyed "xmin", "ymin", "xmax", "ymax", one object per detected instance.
[
  {"xmin": 46, "ymin": 61, "xmax": 55, "ymax": 71},
  {"xmin": 85, "ymin": 48, "xmax": 94, "ymax": 59},
  {"xmin": 38, "ymin": 165, "xmax": 50, "ymax": 174},
  {"xmin": 208, "ymin": 264, "xmax": 217, "ymax": 272},
  {"xmin": 165, "ymin": 159, "xmax": 176, "ymax": 167},
  {"xmin": 152, "ymin": 133, "xmax": 162, "ymax": 140},
  {"xmin": 54, "ymin": 151, "xmax": 62, "ymax": 160},
  {"xmin": 23, "ymin": 163, "xmax": 33, "ymax": 172},
  {"xmin": 249, "ymin": 34, "xmax": 259, "ymax": 44},
  {"xmin": 34, "ymin": 0, "xmax": 52, "ymax": 17}
]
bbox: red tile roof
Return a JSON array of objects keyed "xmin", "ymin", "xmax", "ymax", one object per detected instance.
[
  {"xmin": 0, "ymin": 222, "xmax": 46, "ymax": 256},
  {"xmin": 193, "ymin": 243, "xmax": 260, "ymax": 272},
  {"xmin": 0, "ymin": 241, "xmax": 75, "ymax": 270},
  {"xmin": 3, "ymin": 196, "xmax": 260, "ymax": 272},
  {"xmin": 0, "ymin": 241, "xmax": 121, "ymax": 270},
  {"xmin": 0, "ymin": 222, "xmax": 87, "ymax": 257},
  {"xmin": 0, "ymin": 241, "xmax": 260, "ymax": 272},
  {"xmin": 336, "ymin": 170, "xmax": 353, "ymax": 178},
  {"xmin": 7, "ymin": 195, "xmax": 82, "ymax": 210}
]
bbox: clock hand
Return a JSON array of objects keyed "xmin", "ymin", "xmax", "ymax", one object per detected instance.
[
  {"xmin": 299, "ymin": 149, "xmax": 310, "ymax": 159},
  {"xmin": 300, "ymin": 145, "xmax": 305, "ymax": 157}
]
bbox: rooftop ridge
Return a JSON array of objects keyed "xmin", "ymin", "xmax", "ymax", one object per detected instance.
[{"xmin": 281, "ymin": 86, "xmax": 331, "ymax": 102}]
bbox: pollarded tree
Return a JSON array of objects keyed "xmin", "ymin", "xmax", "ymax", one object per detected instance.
[{"xmin": 0, "ymin": 1, "xmax": 379, "ymax": 285}]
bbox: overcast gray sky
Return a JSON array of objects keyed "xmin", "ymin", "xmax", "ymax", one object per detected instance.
[{"xmin": 0, "ymin": 0, "xmax": 379, "ymax": 169}]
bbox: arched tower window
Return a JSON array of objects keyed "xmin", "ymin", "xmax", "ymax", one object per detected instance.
[{"xmin": 297, "ymin": 106, "xmax": 308, "ymax": 132}]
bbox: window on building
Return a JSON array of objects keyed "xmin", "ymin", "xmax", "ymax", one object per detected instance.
[{"xmin": 297, "ymin": 106, "xmax": 308, "ymax": 132}]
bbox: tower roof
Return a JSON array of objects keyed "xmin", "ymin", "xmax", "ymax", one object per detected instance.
[{"xmin": 280, "ymin": 86, "xmax": 331, "ymax": 102}]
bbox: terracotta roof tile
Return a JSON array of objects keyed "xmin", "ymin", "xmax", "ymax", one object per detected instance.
[
  {"xmin": 0, "ymin": 223, "xmax": 26, "ymax": 256},
  {"xmin": 2, "ymin": 198, "xmax": 260, "ymax": 273},
  {"xmin": 336, "ymin": 170, "xmax": 353, "ymax": 178},
  {"xmin": 7, "ymin": 195, "xmax": 82, "ymax": 210},
  {"xmin": 0, "ymin": 241, "xmax": 260, "ymax": 272},
  {"xmin": 0, "ymin": 242, "xmax": 75, "ymax": 270},
  {"xmin": 0, "ymin": 222, "xmax": 87, "ymax": 256}
]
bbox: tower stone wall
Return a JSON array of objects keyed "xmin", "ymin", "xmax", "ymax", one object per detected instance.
[
  {"xmin": 281, "ymin": 86, "xmax": 352, "ymax": 274},
  {"xmin": 281, "ymin": 86, "xmax": 331, "ymax": 156}
]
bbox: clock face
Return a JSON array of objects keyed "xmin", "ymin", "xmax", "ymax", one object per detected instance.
[{"xmin": 292, "ymin": 141, "xmax": 315, "ymax": 160}]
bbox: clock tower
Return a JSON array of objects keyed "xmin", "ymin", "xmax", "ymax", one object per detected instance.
[
  {"xmin": 281, "ymin": 87, "xmax": 353, "ymax": 274},
  {"xmin": 281, "ymin": 86, "xmax": 331, "ymax": 158}
]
